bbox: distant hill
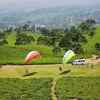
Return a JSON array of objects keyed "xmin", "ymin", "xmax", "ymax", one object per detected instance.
[{"xmin": 0, "ymin": 5, "xmax": 100, "ymax": 28}]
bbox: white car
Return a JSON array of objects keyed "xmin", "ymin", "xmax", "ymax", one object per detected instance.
[{"xmin": 72, "ymin": 59, "xmax": 87, "ymax": 65}]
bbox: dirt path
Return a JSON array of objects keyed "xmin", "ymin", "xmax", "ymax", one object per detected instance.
[
  {"xmin": 1, "ymin": 64, "xmax": 62, "ymax": 68},
  {"xmin": 51, "ymin": 78, "xmax": 58, "ymax": 100}
]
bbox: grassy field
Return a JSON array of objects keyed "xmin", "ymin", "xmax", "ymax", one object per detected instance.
[
  {"xmin": 0, "ymin": 64, "xmax": 100, "ymax": 78},
  {"xmin": 0, "ymin": 78, "xmax": 52, "ymax": 100},
  {"xmin": 0, "ymin": 64, "xmax": 100, "ymax": 100},
  {"xmin": 0, "ymin": 26, "xmax": 100, "ymax": 64},
  {"xmin": 0, "ymin": 27, "xmax": 100, "ymax": 100},
  {"xmin": 0, "ymin": 31, "xmax": 63, "ymax": 64},
  {"xmin": 0, "ymin": 45, "xmax": 63, "ymax": 64},
  {"xmin": 56, "ymin": 77, "xmax": 100, "ymax": 100}
]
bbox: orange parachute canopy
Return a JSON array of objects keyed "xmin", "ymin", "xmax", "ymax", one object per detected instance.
[{"xmin": 24, "ymin": 51, "xmax": 41, "ymax": 64}]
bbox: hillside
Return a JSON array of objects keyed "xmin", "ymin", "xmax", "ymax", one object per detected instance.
[
  {"xmin": 0, "ymin": 24, "xmax": 99, "ymax": 65},
  {"xmin": 0, "ymin": 45, "xmax": 63, "ymax": 64},
  {"xmin": 0, "ymin": 5, "xmax": 100, "ymax": 28}
]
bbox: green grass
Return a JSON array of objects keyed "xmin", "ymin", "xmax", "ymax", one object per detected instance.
[
  {"xmin": 0, "ymin": 45, "xmax": 63, "ymax": 64},
  {"xmin": 0, "ymin": 64, "xmax": 100, "ymax": 100},
  {"xmin": 0, "ymin": 64, "xmax": 100, "ymax": 78},
  {"xmin": 6, "ymin": 32, "xmax": 16, "ymax": 46},
  {"xmin": 0, "ymin": 28, "xmax": 99, "ymax": 100},
  {"xmin": 0, "ymin": 78, "xmax": 52, "ymax": 100},
  {"xmin": 0, "ymin": 31, "xmax": 64, "ymax": 64},
  {"xmin": 56, "ymin": 77, "xmax": 100, "ymax": 100}
]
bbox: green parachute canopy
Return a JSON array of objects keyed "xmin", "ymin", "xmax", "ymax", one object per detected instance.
[{"xmin": 63, "ymin": 50, "xmax": 75, "ymax": 64}]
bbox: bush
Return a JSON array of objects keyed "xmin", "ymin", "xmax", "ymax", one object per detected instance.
[
  {"xmin": 95, "ymin": 43, "xmax": 100, "ymax": 51},
  {"xmin": 37, "ymin": 36, "xmax": 51, "ymax": 46},
  {"xmin": 0, "ymin": 32, "xmax": 8, "ymax": 45},
  {"xmin": 15, "ymin": 34, "xmax": 35, "ymax": 45},
  {"xmin": 0, "ymin": 39, "xmax": 8, "ymax": 45},
  {"xmin": 52, "ymin": 46, "xmax": 61, "ymax": 55}
]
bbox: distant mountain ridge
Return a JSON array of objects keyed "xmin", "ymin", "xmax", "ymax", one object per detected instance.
[{"xmin": 0, "ymin": 5, "xmax": 100, "ymax": 27}]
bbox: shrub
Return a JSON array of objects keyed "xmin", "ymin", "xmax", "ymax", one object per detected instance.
[
  {"xmin": 15, "ymin": 34, "xmax": 35, "ymax": 45},
  {"xmin": 95, "ymin": 43, "xmax": 100, "ymax": 51}
]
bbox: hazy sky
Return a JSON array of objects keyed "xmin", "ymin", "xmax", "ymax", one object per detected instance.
[{"xmin": 0, "ymin": 0, "xmax": 100, "ymax": 10}]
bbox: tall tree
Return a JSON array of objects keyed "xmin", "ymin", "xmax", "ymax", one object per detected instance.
[
  {"xmin": 39, "ymin": 28, "xmax": 50, "ymax": 35},
  {"xmin": 48, "ymin": 29, "xmax": 64, "ymax": 46},
  {"xmin": 78, "ymin": 18, "xmax": 96, "ymax": 36},
  {"xmin": 37, "ymin": 36, "xmax": 51, "ymax": 46},
  {"xmin": 59, "ymin": 25, "xmax": 87, "ymax": 54},
  {"xmin": 15, "ymin": 34, "xmax": 35, "ymax": 45}
]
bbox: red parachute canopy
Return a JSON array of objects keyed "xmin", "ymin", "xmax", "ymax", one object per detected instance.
[{"xmin": 24, "ymin": 51, "xmax": 41, "ymax": 64}]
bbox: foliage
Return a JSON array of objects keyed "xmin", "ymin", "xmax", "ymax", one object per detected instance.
[
  {"xmin": 39, "ymin": 27, "xmax": 50, "ymax": 35},
  {"xmin": 15, "ymin": 27, "xmax": 22, "ymax": 34},
  {"xmin": 95, "ymin": 43, "xmax": 100, "ymax": 51},
  {"xmin": 22, "ymin": 24, "xmax": 30, "ymax": 31},
  {"xmin": 56, "ymin": 77, "xmax": 100, "ymax": 100},
  {"xmin": 78, "ymin": 18, "xmax": 96, "ymax": 35},
  {"xmin": 15, "ymin": 34, "xmax": 35, "ymax": 45},
  {"xmin": 59, "ymin": 27, "xmax": 86, "ymax": 54},
  {"xmin": 5, "ymin": 27, "xmax": 13, "ymax": 33},
  {"xmin": 59, "ymin": 19, "xmax": 96, "ymax": 54},
  {"xmin": 52, "ymin": 46, "xmax": 61, "ymax": 55},
  {"xmin": 83, "ymin": 26, "xmax": 100, "ymax": 56},
  {"xmin": 0, "ymin": 32, "xmax": 8, "ymax": 45},
  {"xmin": 48, "ymin": 29, "xmax": 64, "ymax": 46},
  {"xmin": 0, "ymin": 78, "xmax": 52, "ymax": 100},
  {"xmin": 0, "ymin": 19, "xmax": 99, "ymax": 64},
  {"xmin": 37, "ymin": 36, "xmax": 51, "ymax": 46}
]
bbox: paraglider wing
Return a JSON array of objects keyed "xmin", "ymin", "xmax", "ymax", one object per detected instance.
[
  {"xmin": 63, "ymin": 50, "xmax": 75, "ymax": 64},
  {"xmin": 25, "ymin": 51, "xmax": 41, "ymax": 64}
]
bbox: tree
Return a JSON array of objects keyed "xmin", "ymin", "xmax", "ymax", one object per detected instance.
[
  {"xmin": 48, "ymin": 29, "xmax": 64, "ymax": 46},
  {"xmin": 89, "ymin": 27, "xmax": 96, "ymax": 37},
  {"xmin": 0, "ymin": 32, "xmax": 8, "ymax": 45},
  {"xmin": 70, "ymin": 26, "xmax": 77, "ymax": 33},
  {"xmin": 59, "ymin": 25, "xmax": 87, "ymax": 54},
  {"xmin": 37, "ymin": 36, "xmax": 51, "ymax": 46},
  {"xmin": 78, "ymin": 18, "xmax": 96, "ymax": 36},
  {"xmin": 52, "ymin": 46, "xmax": 61, "ymax": 55},
  {"xmin": 95, "ymin": 43, "xmax": 100, "ymax": 51},
  {"xmin": 15, "ymin": 27, "xmax": 22, "ymax": 34},
  {"xmin": 22, "ymin": 24, "xmax": 30, "ymax": 31},
  {"xmin": 59, "ymin": 19, "xmax": 96, "ymax": 54},
  {"xmin": 78, "ymin": 22, "xmax": 89, "ymax": 33},
  {"xmin": 5, "ymin": 27, "xmax": 13, "ymax": 33},
  {"xmin": 86, "ymin": 18, "xmax": 96, "ymax": 26},
  {"xmin": 64, "ymin": 27, "xmax": 69, "ymax": 33},
  {"xmin": 39, "ymin": 28, "xmax": 50, "ymax": 35},
  {"xmin": 15, "ymin": 34, "xmax": 35, "ymax": 45}
]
